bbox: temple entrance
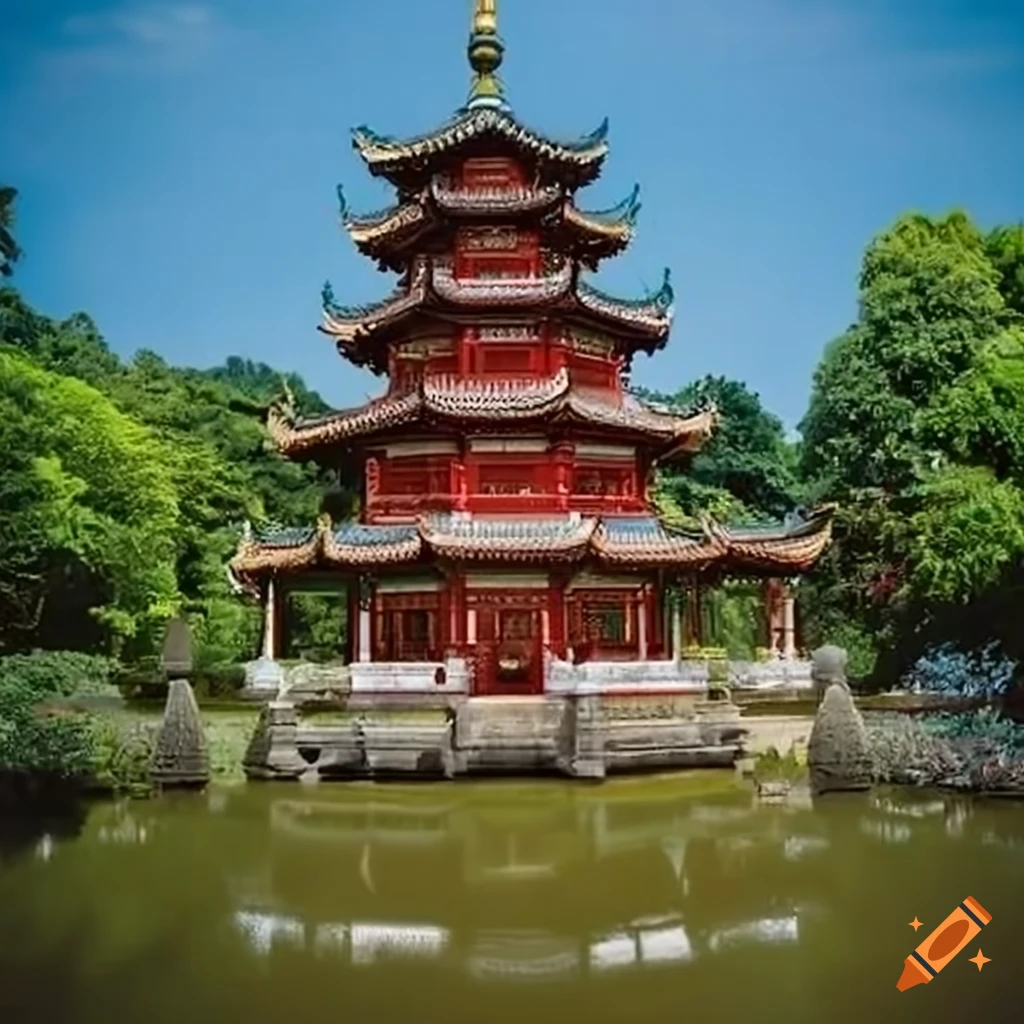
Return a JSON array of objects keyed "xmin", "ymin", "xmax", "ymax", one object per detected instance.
[{"xmin": 469, "ymin": 591, "xmax": 545, "ymax": 696}]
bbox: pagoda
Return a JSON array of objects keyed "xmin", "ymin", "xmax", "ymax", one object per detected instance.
[{"xmin": 230, "ymin": 0, "xmax": 833, "ymax": 699}]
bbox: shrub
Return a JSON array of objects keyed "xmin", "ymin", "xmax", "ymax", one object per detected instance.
[
  {"xmin": 88, "ymin": 717, "xmax": 156, "ymax": 797},
  {"xmin": 194, "ymin": 663, "xmax": 246, "ymax": 698},
  {"xmin": 903, "ymin": 642, "xmax": 1016, "ymax": 700},
  {"xmin": 0, "ymin": 650, "xmax": 115, "ymax": 699},
  {"xmin": 0, "ymin": 655, "xmax": 97, "ymax": 780}
]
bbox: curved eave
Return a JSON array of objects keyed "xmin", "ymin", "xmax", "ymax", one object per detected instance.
[
  {"xmin": 267, "ymin": 374, "xmax": 715, "ymax": 460},
  {"xmin": 561, "ymin": 196, "xmax": 638, "ymax": 264},
  {"xmin": 573, "ymin": 277, "xmax": 673, "ymax": 345},
  {"xmin": 229, "ymin": 507, "xmax": 835, "ymax": 581},
  {"xmin": 420, "ymin": 520, "xmax": 597, "ymax": 564},
  {"xmin": 344, "ymin": 200, "xmax": 434, "ymax": 268},
  {"xmin": 430, "ymin": 180, "xmax": 564, "ymax": 218},
  {"xmin": 351, "ymin": 110, "xmax": 609, "ymax": 190},
  {"xmin": 319, "ymin": 266, "xmax": 673, "ymax": 366},
  {"xmin": 592, "ymin": 525, "xmax": 726, "ymax": 569},
  {"xmin": 710, "ymin": 505, "xmax": 836, "ymax": 575}
]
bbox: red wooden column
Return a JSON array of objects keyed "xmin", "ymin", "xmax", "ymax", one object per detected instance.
[
  {"xmin": 552, "ymin": 441, "xmax": 573, "ymax": 511},
  {"xmin": 547, "ymin": 575, "xmax": 568, "ymax": 659}
]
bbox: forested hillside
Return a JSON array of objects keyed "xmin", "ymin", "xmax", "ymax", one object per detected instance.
[
  {"xmin": 2, "ymin": 181, "xmax": 1024, "ymax": 690},
  {"xmin": 0, "ymin": 264, "xmax": 335, "ymax": 666}
]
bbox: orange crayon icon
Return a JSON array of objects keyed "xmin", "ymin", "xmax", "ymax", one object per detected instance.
[{"xmin": 896, "ymin": 896, "xmax": 992, "ymax": 992}]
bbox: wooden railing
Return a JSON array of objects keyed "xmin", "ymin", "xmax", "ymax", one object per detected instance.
[{"xmin": 366, "ymin": 493, "xmax": 646, "ymax": 518}]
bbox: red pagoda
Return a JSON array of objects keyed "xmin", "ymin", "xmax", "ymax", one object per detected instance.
[{"xmin": 230, "ymin": 0, "xmax": 833, "ymax": 700}]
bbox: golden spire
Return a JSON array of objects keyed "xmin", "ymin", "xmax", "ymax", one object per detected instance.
[{"xmin": 467, "ymin": 0, "xmax": 506, "ymax": 110}]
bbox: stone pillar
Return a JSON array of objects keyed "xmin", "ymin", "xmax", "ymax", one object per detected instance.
[
  {"xmin": 764, "ymin": 578, "xmax": 785, "ymax": 655},
  {"xmin": 671, "ymin": 587, "xmax": 684, "ymax": 661},
  {"xmin": 262, "ymin": 576, "xmax": 278, "ymax": 661},
  {"xmin": 637, "ymin": 591, "xmax": 648, "ymax": 660},
  {"xmin": 357, "ymin": 575, "xmax": 373, "ymax": 663},
  {"xmin": 782, "ymin": 588, "xmax": 796, "ymax": 660}
]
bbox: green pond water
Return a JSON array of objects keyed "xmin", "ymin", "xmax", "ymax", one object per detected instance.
[{"xmin": 1, "ymin": 776, "xmax": 1021, "ymax": 1023}]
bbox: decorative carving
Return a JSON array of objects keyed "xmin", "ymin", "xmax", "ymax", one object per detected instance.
[
  {"xmin": 477, "ymin": 325, "xmax": 536, "ymax": 341},
  {"xmin": 567, "ymin": 328, "xmax": 616, "ymax": 357},
  {"xmin": 461, "ymin": 226, "xmax": 519, "ymax": 251}
]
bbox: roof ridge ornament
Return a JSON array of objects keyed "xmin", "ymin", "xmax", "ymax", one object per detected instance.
[{"xmin": 466, "ymin": 0, "xmax": 508, "ymax": 111}]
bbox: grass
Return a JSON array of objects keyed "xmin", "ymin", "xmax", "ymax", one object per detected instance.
[
  {"xmin": 752, "ymin": 745, "xmax": 807, "ymax": 784},
  {"xmin": 100, "ymin": 705, "xmax": 260, "ymax": 786}
]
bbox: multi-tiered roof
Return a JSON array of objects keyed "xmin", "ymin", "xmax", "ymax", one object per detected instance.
[{"xmin": 230, "ymin": 0, "xmax": 832, "ymax": 591}]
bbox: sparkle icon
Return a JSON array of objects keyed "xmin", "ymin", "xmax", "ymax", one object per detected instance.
[
  {"xmin": 909, "ymin": 917, "xmax": 923, "ymax": 931},
  {"xmin": 968, "ymin": 950, "xmax": 990, "ymax": 972}
]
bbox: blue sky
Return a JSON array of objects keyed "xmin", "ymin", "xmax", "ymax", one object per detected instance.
[{"xmin": 3, "ymin": 0, "xmax": 1023, "ymax": 430}]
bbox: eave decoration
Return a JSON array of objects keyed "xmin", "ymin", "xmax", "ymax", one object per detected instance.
[{"xmin": 229, "ymin": 505, "xmax": 836, "ymax": 593}]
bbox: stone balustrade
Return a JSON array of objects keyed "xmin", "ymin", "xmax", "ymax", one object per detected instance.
[
  {"xmin": 728, "ymin": 659, "xmax": 813, "ymax": 691},
  {"xmin": 545, "ymin": 654, "xmax": 710, "ymax": 695},
  {"xmin": 349, "ymin": 657, "xmax": 471, "ymax": 696}
]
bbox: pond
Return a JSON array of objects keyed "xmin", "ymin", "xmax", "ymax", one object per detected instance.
[{"xmin": 1, "ymin": 775, "xmax": 1021, "ymax": 1023}]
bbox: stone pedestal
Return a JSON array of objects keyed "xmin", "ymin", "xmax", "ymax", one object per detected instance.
[
  {"xmin": 243, "ymin": 700, "xmax": 307, "ymax": 780},
  {"xmin": 560, "ymin": 691, "xmax": 606, "ymax": 779},
  {"xmin": 151, "ymin": 679, "xmax": 209, "ymax": 788},
  {"xmin": 245, "ymin": 657, "xmax": 286, "ymax": 695}
]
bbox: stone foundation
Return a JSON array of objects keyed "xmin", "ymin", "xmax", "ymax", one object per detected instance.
[{"xmin": 243, "ymin": 693, "xmax": 747, "ymax": 782}]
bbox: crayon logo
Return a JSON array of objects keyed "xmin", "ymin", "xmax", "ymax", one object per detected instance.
[{"xmin": 897, "ymin": 897, "xmax": 992, "ymax": 992}]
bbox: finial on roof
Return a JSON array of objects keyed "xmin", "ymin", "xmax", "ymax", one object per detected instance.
[{"xmin": 467, "ymin": 0, "xmax": 507, "ymax": 110}]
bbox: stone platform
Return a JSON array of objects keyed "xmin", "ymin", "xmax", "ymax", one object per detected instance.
[{"xmin": 242, "ymin": 694, "xmax": 746, "ymax": 783}]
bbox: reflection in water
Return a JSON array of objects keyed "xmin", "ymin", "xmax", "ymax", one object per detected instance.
[
  {"xmin": 34, "ymin": 834, "xmax": 54, "ymax": 863},
  {"xmin": 859, "ymin": 818, "xmax": 912, "ymax": 844},
  {"xmin": 2, "ymin": 780, "xmax": 1023, "ymax": 1024},
  {"xmin": 353, "ymin": 922, "xmax": 449, "ymax": 965},
  {"xmin": 234, "ymin": 910, "xmax": 303, "ymax": 955},
  {"xmin": 708, "ymin": 914, "xmax": 799, "ymax": 952}
]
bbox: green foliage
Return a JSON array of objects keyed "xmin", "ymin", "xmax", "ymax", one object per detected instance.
[
  {"xmin": 88, "ymin": 718, "xmax": 155, "ymax": 797},
  {"xmin": 0, "ymin": 652, "xmax": 100, "ymax": 779},
  {"xmin": 753, "ymin": 746, "xmax": 805, "ymax": 783},
  {"xmin": 799, "ymin": 212, "xmax": 1024, "ymax": 682},
  {"xmin": 0, "ymin": 351, "xmax": 181, "ymax": 650},
  {"xmin": 641, "ymin": 376, "xmax": 800, "ymax": 520},
  {"xmin": 0, "ymin": 186, "xmax": 22, "ymax": 277},
  {"xmin": 286, "ymin": 592, "xmax": 347, "ymax": 662},
  {"xmin": 0, "ymin": 283, "xmax": 339, "ymax": 662},
  {"xmin": 986, "ymin": 223, "xmax": 1024, "ymax": 317}
]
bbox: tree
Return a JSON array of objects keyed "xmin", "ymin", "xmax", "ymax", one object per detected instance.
[
  {"xmin": 986, "ymin": 223, "xmax": 1024, "ymax": 318},
  {"xmin": 799, "ymin": 212, "xmax": 1024, "ymax": 681},
  {"xmin": 639, "ymin": 375, "xmax": 800, "ymax": 521},
  {"xmin": 0, "ymin": 352, "xmax": 181, "ymax": 653},
  {"xmin": 0, "ymin": 187, "xmax": 21, "ymax": 277}
]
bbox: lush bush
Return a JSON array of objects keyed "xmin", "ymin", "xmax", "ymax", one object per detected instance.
[
  {"xmin": 902, "ymin": 642, "xmax": 1016, "ymax": 699},
  {"xmin": 88, "ymin": 717, "xmax": 156, "ymax": 797},
  {"xmin": 0, "ymin": 653, "xmax": 100, "ymax": 780},
  {"xmin": 867, "ymin": 710, "xmax": 1024, "ymax": 790},
  {"xmin": 0, "ymin": 650, "xmax": 114, "ymax": 699},
  {"xmin": 194, "ymin": 663, "xmax": 246, "ymax": 698}
]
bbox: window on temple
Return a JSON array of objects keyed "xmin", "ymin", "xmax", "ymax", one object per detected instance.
[
  {"xmin": 477, "ymin": 462, "xmax": 542, "ymax": 495},
  {"xmin": 480, "ymin": 346, "xmax": 534, "ymax": 374},
  {"xmin": 379, "ymin": 458, "xmax": 452, "ymax": 497},
  {"xmin": 588, "ymin": 606, "xmax": 627, "ymax": 644},
  {"xmin": 460, "ymin": 157, "xmax": 524, "ymax": 188},
  {"xmin": 378, "ymin": 605, "xmax": 438, "ymax": 661},
  {"xmin": 569, "ymin": 591, "xmax": 637, "ymax": 660},
  {"xmin": 573, "ymin": 465, "xmax": 634, "ymax": 497}
]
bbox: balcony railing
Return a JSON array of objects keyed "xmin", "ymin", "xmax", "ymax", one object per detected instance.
[{"xmin": 366, "ymin": 493, "xmax": 646, "ymax": 518}]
